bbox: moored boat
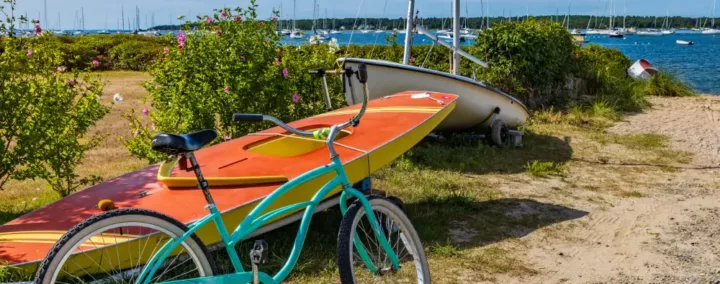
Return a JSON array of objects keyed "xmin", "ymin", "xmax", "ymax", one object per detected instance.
[
  {"xmin": 0, "ymin": 91, "xmax": 458, "ymax": 272},
  {"xmin": 676, "ymin": 40, "xmax": 694, "ymax": 45}
]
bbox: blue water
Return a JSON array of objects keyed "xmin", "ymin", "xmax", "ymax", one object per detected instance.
[
  {"xmin": 586, "ymin": 33, "xmax": 720, "ymax": 95},
  {"xmin": 46, "ymin": 29, "xmax": 720, "ymax": 94},
  {"xmin": 280, "ymin": 31, "xmax": 720, "ymax": 95}
]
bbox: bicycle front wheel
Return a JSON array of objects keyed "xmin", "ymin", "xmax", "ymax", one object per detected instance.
[
  {"xmin": 337, "ymin": 195, "xmax": 431, "ymax": 284},
  {"xmin": 34, "ymin": 208, "xmax": 216, "ymax": 284}
]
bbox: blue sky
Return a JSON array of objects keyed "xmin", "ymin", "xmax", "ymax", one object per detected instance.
[{"xmin": 10, "ymin": 0, "xmax": 720, "ymax": 30}]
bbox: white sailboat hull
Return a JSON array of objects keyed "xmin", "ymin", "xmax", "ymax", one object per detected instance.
[{"xmin": 339, "ymin": 58, "xmax": 529, "ymax": 131}]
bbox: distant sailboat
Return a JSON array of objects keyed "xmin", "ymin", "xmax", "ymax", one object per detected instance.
[
  {"xmin": 661, "ymin": 10, "xmax": 675, "ymax": 34},
  {"xmin": 289, "ymin": 0, "xmax": 303, "ymax": 38},
  {"xmin": 702, "ymin": 0, "xmax": 720, "ymax": 34}
]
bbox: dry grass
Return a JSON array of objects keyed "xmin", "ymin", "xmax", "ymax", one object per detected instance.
[{"xmin": 0, "ymin": 71, "xmax": 149, "ymax": 224}]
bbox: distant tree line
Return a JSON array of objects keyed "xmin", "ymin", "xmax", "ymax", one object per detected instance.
[{"xmin": 150, "ymin": 15, "xmax": 719, "ymax": 31}]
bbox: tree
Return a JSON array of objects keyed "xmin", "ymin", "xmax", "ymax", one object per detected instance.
[{"xmin": 1, "ymin": 1, "xmax": 109, "ymax": 196}]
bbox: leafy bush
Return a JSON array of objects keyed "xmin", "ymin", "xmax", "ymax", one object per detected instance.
[
  {"xmin": 640, "ymin": 72, "xmax": 695, "ymax": 97},
  {"xmin": 123, "ymin": 2, "xmax": 343, "ymax": 163},
  {"xmin": 0, "ymin": 6, "xmax": 109, "ymax": 196},
  {"xmin": 109, "ymin": 40, "xmax": 164, "ymax": 70},
  {"xmin": 473, "ymin": 19, "xmax": 577, "ymax": 108},
  {"xmin": 573, "ymin": 44, "xmax": 647, "ymax": 111}
]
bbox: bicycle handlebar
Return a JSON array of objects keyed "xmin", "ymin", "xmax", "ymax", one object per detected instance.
[{"xmin": 233, "ymin": 63, "xmax": 369, "ymax": 158}]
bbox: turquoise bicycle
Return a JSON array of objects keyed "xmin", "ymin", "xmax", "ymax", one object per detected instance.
[{"xmin": 34, "ymin": 64, "xmax": 430, "ymax": 284}]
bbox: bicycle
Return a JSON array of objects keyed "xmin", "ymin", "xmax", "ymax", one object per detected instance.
[{"xmin": 34, "ymin": 63, "xmax": 430, "ymax": 284}]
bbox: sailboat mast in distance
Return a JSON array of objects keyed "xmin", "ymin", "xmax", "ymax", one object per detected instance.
[
  {"xmin": 293, "ymin": 0, "xmax": 296, "ymax": 30},
  {"xmin": 44, "ymin": 0, "xmax": 48, "ymax": 29},
  {"xmin": 122, "ymin": 6, "xmax": 125, "ymax": 31}
]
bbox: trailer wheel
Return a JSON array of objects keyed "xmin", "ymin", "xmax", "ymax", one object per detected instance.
[{"xmin": 490, "ymin": 119, "xmax": 509, "ymax": 147}]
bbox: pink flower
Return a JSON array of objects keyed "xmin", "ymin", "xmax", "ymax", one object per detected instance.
[
  {"xmin": 234, "ymin": 16, "xmax": 242, "ymax": 22},
  {"xmin": 223, "ymin": 135, "xmax": 231, "ymax": 141},
  {"xmin": 205, "ymin": 17, "xmax": 212, "ymax": 24},
  {"xmin": 57, "ymin": 66, "xmax": 66, "ymax": 72},
  {"xmin": 34, "ymin": 24, "xmax": 42, "ymax": 35},
  {"xmin": 223, "ymin": 86, "xmax": 230, "ymax": 93},
  {"xmin": 282, "ymin": 68, "xmax": 289, "ymax": 78},
  {"xmin": 27, "ymin": 49, "xmax": 33, "ymax": 57},
  {"xmin": 163, "ymin": 47, "xmax": 169, "ymax": 55},
  {"xmin": 221, "ymin": 11, "xmax": 229, "ymax": 19},
  {"xmin": 274, "ymin": 58, "xmax": 281, "ymax": 65},
  {"xmin": 292, "ymin": 93, "xmax": 301, "ymax": 103},
  {"xmin": 92, "ymin": 60, "xmax": 99, "ymax": 67},
  {"xmin": 271, "ymin": 16, "xmax": 277, "ymax": 22},
  {"xmin": 66, "ymin": 79, "xmax": 75, "ymax": 86},
  {"xmin": 141, "ymin": 108, "xmax": 149, "ymax": 116},
  {"xmin": 177, "ymin": 31, "xmax": 186, "ymax": 49},
  {"xmin": 241, "ymin": 56, "xmax": 246, "ymax": 61}
]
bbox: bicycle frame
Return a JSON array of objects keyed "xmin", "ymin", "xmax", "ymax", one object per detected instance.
[{"xmin": 137, "ymin": 155, "xmax": 401, "ymax": 284}]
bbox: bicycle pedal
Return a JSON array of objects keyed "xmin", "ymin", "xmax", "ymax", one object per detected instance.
[{"xmin": 250, "ymin": 240, "xmax": 269, "ymax": 265}]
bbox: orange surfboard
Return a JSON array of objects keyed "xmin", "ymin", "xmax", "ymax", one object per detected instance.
[{"xmin": 0, "ymin": 92, "xmax": 457, "ymax": 271}]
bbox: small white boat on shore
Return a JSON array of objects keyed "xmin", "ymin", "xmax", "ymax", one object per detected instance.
[
  {"xmin": 676, "ymin": 40, "xmax": 694, "ymax": 45},
  {"xmin": 339, "ymin": 58, "xmax": 529, "ymax": 132},
  {"xmin": 627, "ymin": 59, "xmax": 659, "ymax": 80}
]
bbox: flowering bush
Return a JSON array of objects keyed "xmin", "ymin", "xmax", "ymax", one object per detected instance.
[
  {"xmin": 123, "ymin": 1, "xmax": 342, "ymax": 163},
  {"xmin": 0, "ymin": 3, "xmax": 109, "ymax": 196}
]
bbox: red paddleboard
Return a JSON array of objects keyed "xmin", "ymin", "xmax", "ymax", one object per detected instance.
[{"xmin": 0, "ymin": 92, "xmax": 458, "ymax": 271}]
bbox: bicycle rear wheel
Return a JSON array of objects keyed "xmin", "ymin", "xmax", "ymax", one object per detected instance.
[
  {"xmin": 34, "ymin": 208, "xmax": 216, "ymax": 284},
  {"xmin": 337, "ymin": 195, "xmax": 431, "ymax": 284}
]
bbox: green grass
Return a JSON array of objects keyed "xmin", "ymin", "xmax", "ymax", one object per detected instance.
[
  {"xmin": 640, "ymin": 72, "xmax": 696, "ymax": 97},
  {"xmin": 524, "ymin": 161, "xmax": 568, "ymax": 178},
  {"xmin": 592, "ymin": 133, "xmax": 668, "ymax": 150}
]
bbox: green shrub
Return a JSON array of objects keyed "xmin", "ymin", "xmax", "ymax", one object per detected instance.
[
  {"xmin": 0, "ymin": 5, "xmax": 109, "ymax": 196},
  {"xmin": 574, "ymin": 44, "xmax": 647, "ymax": 111},
  {"xmin": 473, "ymin": 19, "xmax": 577, "ymax": 108},
  {"xmin": 123, "ymin": 2, "xmax": 344, "ymax": 163},
  {"xmin": 109, "ymin": 40, "xmax": 164, "ymax": 70},
  {"xmin": 640, "ymin": 72, "xmax": 695, "ymax": 97}
]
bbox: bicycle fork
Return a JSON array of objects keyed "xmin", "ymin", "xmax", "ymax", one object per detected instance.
[{"xmin": 337, "ymin": 166, "xmax": 401, "ymax": 274}]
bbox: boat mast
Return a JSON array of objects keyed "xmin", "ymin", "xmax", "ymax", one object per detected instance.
[
  {"xmin": 623, "ymin": 0, "xmax": 626, "ymax": 30},
  {"xmin": 43, "ymin": 0, "xmax": 47, "ymax": 30},
  {"xmin": 402, "ymin": 0, "xmax": 414, "ymax": 65},
  {"xmin": 713, "ymin": 0, "xmax": 716, "ymax": 28},
  {"xmin": 292, "ymin": 0, "xmax": 296, "ymax": 31},
  {"xmin": 452, "ymin": 0, "xmax": 460, "ymax": 75}
]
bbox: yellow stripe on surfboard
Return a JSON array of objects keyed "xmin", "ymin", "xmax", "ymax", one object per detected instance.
[
  {"xmin": 157, "ymin": 158, "xmax": 288, "ymax": 188},
  {"xmin": 316, "ymin": 106, "xmax": 443, "ymax": 117},
  {"xmin": 0, "ymin": 231, "xmax": 138, "ymax": 245}
]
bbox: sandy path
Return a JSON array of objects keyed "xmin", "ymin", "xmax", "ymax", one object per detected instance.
[
  {"xmin": 483, "ymin": 96, "xmax": 720, "ymax": 284},
  {"xmin": 610, "ymin": 96, "xmax": 720, "ymax": 167}
]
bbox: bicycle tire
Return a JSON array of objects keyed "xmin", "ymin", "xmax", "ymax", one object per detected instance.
[
  {"xmin": 337, "ymin": 195, "xmax": 431, "ymax": 284},
  {"xmin": 34, "ymin": 208, "xmax": 216, "ymax": 284}
]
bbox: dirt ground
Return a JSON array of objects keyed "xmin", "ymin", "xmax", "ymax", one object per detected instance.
[{"xmin": 482, "ymin": 96, "xmax": 720, "ymax": 284}]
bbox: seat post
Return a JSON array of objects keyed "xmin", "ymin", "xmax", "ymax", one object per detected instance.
[{"xmin": 184, "ymin": 152, "xmax": 217, "ymax": 208}]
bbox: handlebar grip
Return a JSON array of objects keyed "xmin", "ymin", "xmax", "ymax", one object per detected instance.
[
  {"xmin": 358, "ymin": 63, "xmax": 368, "ymax": 84},
  {"xmin": 232, "ymin": 113, "xmax": 264, "ymax": 122},
  {"xmin": 309, "ymin": 68, "xmax": 326, "ymax": 77}
]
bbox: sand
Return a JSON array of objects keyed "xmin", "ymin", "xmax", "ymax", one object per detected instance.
[{"xmin": 479, "ymin": 96, "xmax": 720, "ymax": 283}]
